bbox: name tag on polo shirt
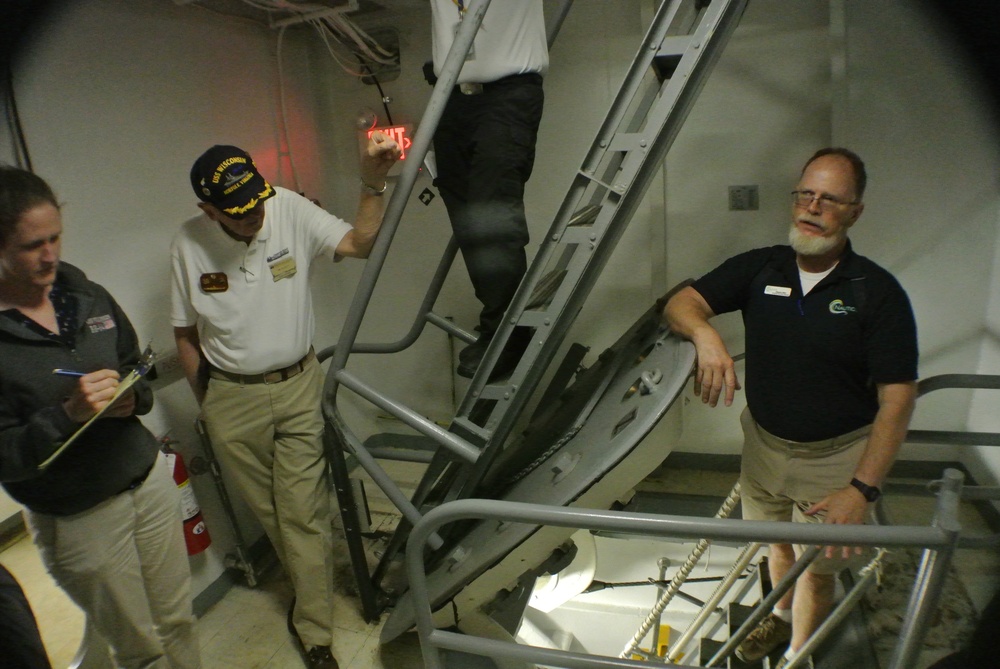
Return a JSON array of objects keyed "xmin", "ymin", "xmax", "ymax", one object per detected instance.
[
  {"xmin": 764, "ymin": 285, "xmax": 792, "ymax": 297},
  {"xmin": 85, "ymin": 314, "xmax": 116, "ymax": 333},
  {"xmin": 200, "ymin": 273, "xmax": 229, "ymax": 293},
  {"xmin": 269, "ymin": 256, "xmax": 297, "ymax": 281}
]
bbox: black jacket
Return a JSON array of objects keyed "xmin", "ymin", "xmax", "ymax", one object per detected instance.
[{"xmin": 0, "ymin": 263, "xmax": 159, "ymax": 515}]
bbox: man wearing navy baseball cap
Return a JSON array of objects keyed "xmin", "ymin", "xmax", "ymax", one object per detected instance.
[
  {"xmin": 172, "ymin": 133, "xmax": 399, "ymax": 669},
  {"xmin": 190, "ymin": 145, "xmax": 276, "ymax": 218}
]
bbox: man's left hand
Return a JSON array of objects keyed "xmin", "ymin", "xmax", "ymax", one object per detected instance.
[
  {"xmin": 361, "ymin": 130, "xmax": 402, "ymax": 185},
  {"xmin": 804, "ymin": 485, "xmax": 868, "ymax": 559}
]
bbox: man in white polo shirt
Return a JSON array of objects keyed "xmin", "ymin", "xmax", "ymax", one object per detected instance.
[{"xmin": 171, "ymin": 133, "xmax": 399, "ymax": 669}]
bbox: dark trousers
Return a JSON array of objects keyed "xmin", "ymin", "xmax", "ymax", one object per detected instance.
[
  {"xmin": 0, "ymin": 563, "xmax": 51, "ymax": 669},
  {"xmin": 433, "ymin": 73, "xmax": 544, "ymax": 337}
]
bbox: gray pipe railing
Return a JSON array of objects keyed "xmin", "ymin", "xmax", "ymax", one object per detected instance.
[{"xmin": 406, "ymin": 469, "xmax": 962, "ymax": 669}]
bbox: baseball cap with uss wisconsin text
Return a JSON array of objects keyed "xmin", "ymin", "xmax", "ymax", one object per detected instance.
[{"xmin": 190, "ymin": 145, "xmax": 275, "ymax": 218}]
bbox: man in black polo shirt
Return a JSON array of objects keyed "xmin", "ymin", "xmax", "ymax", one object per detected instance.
[{"xmin": 663, "ymin": 148, "xmax": 918, "ymax": 669}]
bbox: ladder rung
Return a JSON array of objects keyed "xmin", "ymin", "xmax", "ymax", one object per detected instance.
[
  {"xmin": 561, "ymin": 227, "xmax": 600, "ymax": 245},
  {"xmin": 475, "ymin": 383, "xmax": 514, "ymax": 401},
  {"xmin": 576, "ymin": 169, "xmax": 616, "ymax": 192},
  {"xmin": 524, "ymin": 269, "xmax": 567, "ymax": 310},
  {"xmin": 567, "ymin": 204, "xmax": 602, "ymax": 227},
  {"xmin": 449, "ymin": 417, "xmax": 491, "ymax": 443},
  {"xmin": 516, "ymin": 310, "xmax": 550, "ymax": 329},
  {"xmin": 609, "ymin": 132, "xmax": 649, "ymax": 152},
  {"xmin": 658, "ymin": 35, "xmax": 692, "ymax": 58}
]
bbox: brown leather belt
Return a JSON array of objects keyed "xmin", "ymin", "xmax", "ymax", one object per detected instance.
[{"xmin": 209, "ymin": 349, "xmax": 315, "ymax": 385}]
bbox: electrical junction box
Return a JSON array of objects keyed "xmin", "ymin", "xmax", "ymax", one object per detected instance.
[{"xmin": 728, "ymin": 185, "xmax": 759, "ymax": 211}]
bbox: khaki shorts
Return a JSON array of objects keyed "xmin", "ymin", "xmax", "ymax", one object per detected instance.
[{"xmin": 739, "ymin": 408, "xmax": 873, "ymax": 574}]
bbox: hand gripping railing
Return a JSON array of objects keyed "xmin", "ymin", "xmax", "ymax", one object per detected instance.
[{"xmin": 406, "ymin": 469, "xmax": 963, "ymax": 669}]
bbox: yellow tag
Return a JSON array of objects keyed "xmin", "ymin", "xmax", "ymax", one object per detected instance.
[{"xmin": 269, "ymin": 256, "xmax": 297, "ymax": 281}]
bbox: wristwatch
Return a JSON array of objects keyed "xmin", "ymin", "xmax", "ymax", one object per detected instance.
[
  {"xmin": 850, "ymin": 477, "xmax": 882, "ymax": 503},
  {"xmin": 361, "ymin": 179, "xmax": 387, "ymax": 196}
]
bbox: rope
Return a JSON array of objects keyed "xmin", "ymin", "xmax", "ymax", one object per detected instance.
[{"xmin": 619, "ymin": 481, "xmax": 742, "ymax": 659}]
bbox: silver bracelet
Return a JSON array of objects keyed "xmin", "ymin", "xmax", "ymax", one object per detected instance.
[{"xmin": 361, "ymin": 178, "xmax": 387, "ymax": 196}]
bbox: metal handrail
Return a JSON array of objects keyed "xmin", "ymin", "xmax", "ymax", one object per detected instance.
[
  {"xmin": 620, "ymin": 482, "xmax": 742, "ymax": 658},
  {"xmin": 778, "ymin": 549, "xmax": 888, "ymax": 669},
  {"xmin": 666, "ymin": 541, "xmax": 762, "ymax": 662},
  {"xmin": 406, "ymin": 469, "xmax": 963, "ymax": 669},
  {"xmin": 907, "ymin": 373, "xmax": 1000, "ymax": 446}
]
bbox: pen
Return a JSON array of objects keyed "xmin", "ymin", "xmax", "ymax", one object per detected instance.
[{"xmin": 52, "ymin": 369, "xmax": 86, "ymax": 377}]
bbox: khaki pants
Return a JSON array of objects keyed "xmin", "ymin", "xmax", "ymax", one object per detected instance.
[
  {"xmin": 739, "ymin": 408, "xmax": 872, "ymax": 574},
  {"xmin": 201, "ymin": 356, "xmax": 334, "ymax": 648},
  {"xmin": 28, "ymin": 452, "xmax": 200, "ymax": 669}
]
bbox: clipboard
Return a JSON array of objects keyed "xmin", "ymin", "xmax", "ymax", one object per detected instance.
[{"xmin": 38, "ymin": 345, "xmax": 157, "ymax": 471}]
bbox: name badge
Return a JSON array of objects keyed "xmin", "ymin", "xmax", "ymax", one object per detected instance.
[
  {"xmin": 85, "ymin": 314, "xmax": 116, "ymax": 333},
  {"xmin": 764, "ymin": 285, "xmax": 792, "ymax": 297},
  {"xmin": 200, "ymin": 273, "xmax": 228, "ymax": 293},
  {"xmin": 269, "ymin": 256, "xmax": 297, "ymax": 281}
]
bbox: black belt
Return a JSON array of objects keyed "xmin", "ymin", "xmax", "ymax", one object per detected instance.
[
  {"xmin": 457, "ymin": 72, "xmax": 543, "ymax": 96},
  {"xmin": 208, "ymin": 349, "xmax": 315, "ymax": 385}
]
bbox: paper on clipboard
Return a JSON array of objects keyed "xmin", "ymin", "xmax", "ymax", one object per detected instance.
[{"xmin": 38, "ymin": 345, "xmax": 157, "ymax": 471}]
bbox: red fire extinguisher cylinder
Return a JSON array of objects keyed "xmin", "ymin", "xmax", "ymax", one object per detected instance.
[{"xmin": 164, "ymin": 449, "xmax": 211, "ymax": 555}]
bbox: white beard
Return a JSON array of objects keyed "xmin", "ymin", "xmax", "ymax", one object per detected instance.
[{"xmin": 788, "ymin": 224, "xmax": 843, "ymax": 257}]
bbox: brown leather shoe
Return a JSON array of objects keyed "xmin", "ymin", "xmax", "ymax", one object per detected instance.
[{"xmin": 734, "ymin": 612, "xmax": 792, "ymax": 662}]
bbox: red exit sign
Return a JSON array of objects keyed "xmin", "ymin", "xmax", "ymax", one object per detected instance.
[{"xmin": 368, "ymin": 125, "xmax": 413, "ymax": 160}]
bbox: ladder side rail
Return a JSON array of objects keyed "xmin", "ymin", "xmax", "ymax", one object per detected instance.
[
  {"xmin": 326, "ymin": 410, "xmax": 446, "ymax": 551},
  {"xmin": 456, "ymin": 0, "xmax": 742, "ymax": 421},
  {"xmin": 574, "ymin": 0, "xmax": 688, "ymax": 178},
  {"xmin": 462, "ymin": 0, "xmax": 747, "ymax": 417},
  {"xmin": 405, "ymin": 490, "xmax": 959, "ymax": 669},
  {"xmin": 323, "ymin": 426, "xmax": 383, "ymax": 622},
  {"xmin": 320, "ymin": 5, "xmax": 490, "ymax": 606},
  {"xmin": 450, "ymin": 1, "xmax": 749, "ymax": 498},
  {"xmin": 450, "ymin": 172, "xmax": 597, "ymax": 415},
  {"xmin": 440, "ymin": 0, "xmax": 698, "ymax": 393},
  {"xmin": 448, "ymin": 1, "xmax": 694, "ymax": 392},
  {"xmin": 604, "ymin": 0, "xmax": 751, "ymax": 201},
  {"xmin": 666, "ymin": 542, "xmax": 763, "ymax": 662}
]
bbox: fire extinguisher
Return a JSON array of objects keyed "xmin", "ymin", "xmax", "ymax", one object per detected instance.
[{"xmin": 162, "ymin": 442, "xmax": 211, "ymax": 555}]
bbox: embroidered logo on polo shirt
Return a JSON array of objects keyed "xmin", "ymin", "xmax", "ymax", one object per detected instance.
[
  {"xmin": 85, "ymin": 314, "xmax": 116, "ymax": 333},
  {"xmin": 266, "ymin": 248, "xmax": 289, "ymax": 262},
  {"xmin": 829, "ymin": 299, "xmax": 857, "ymax": 315}
]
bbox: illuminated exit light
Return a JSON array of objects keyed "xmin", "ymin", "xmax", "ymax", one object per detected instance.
[{"xmin": 368, "ymin": 125, "xmax": 413, "ymax": 160}]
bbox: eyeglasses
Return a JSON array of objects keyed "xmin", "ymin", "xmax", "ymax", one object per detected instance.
[{"xmin": 791, "ymin": 190, "xmax": 859, "ymax": 212}]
